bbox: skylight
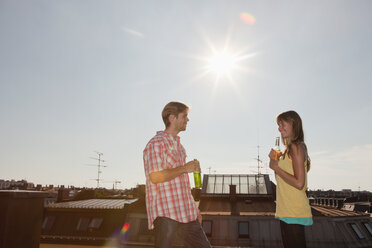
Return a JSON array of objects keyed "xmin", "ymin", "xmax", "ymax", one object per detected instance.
[{"xmin": 205, "ymin": 174, "xmax": 268, "ymax": 195}]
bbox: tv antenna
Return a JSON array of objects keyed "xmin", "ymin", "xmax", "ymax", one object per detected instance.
[
  {"xmin": 206, "ymin": 166, "xmax": 217, "ymax": 174},
  {"xmin": 86, "ymin": 151, "xmax": 107, "ymax": 188},
  {"xmin": 105, "ymin": 180, "xmax": 122, "ymax": 190},
  {"xmin": 253, "ymin": 145, "xmax": 263, "ymax": 175}
]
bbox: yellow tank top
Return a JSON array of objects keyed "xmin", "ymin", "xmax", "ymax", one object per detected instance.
[{"xmin": 275, "ymin": 153, "xmax": 312, "ymax": 218}]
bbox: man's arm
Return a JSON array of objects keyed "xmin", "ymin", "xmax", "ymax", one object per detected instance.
[{"xmin": 149, "ymin": 160, "xmax": 200, "ymax": 184}]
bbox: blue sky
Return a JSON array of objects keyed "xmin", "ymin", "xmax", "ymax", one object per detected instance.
[{"xmin": 1, "ymin": 0, "xmax": 371, "ymax": 191}]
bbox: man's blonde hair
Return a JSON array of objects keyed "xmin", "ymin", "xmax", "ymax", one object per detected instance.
[{"xmin": 162, "ymin": 102, "xmax": 189, "ymax": 127}]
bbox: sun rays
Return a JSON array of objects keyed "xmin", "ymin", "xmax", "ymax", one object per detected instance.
[{"xmin": 184, "ymin": 28, "xmax": 258, "ymax": 97}]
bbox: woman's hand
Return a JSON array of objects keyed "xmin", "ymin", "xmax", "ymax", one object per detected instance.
[
  {"xmin": 268, "ymin": 149, "xmax": 275, "ymax": 160},
  {"xmin": 268, "ymin": 149, "xmax": 279, "ymax": 172}
]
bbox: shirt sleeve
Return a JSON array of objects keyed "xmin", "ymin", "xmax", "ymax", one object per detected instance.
[{"xmin": 143, "ymin": 141, "xmax": 164, "ymax": 177}]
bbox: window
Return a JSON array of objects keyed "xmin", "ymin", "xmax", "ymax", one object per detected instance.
[
  {"xmin": 42, "ymin": 216, "xmax": 55, "ymax": 230},
  {"xmin": 248, "ymin": 176, "xmax": 257, "ymax": 194},
  {"xmin": 257, "ymin": 175, "xmax": 267, "ymax": 194},
  {"xmin": 223, "ymin": 176, "xmax": 232, "ymax": 194},
  {"xmin": 205, "ymin": 175, "xmax": 268, "ymax": 195},
  {"xmin": 202, "ymin": 220, "xmax": 212, "ymax": 237},
  {"xmin": 363, "ymin": 222, "xmax": 372, "ymax": 236},
  {"xmin": 89, "ymin": 218, "xmax": 103, "ymax": 229},
  {"xmin": 350, "ymin": 223, "xmax": 365, "ymax": 239},
  {"xmin": 76, "ymin": 218, "xmax": 90, "ymax": 231},
  {"xmin": 238, "ymin": 221, "xmax": 249, "ymax": 238},
  {"xmin": 240, "ymin": 176, "xmax": 248, "ymax": 194},
  {"xmin": 206, "ymin": 176, "xmax": 215, "ymax": 193},
  {"xmin": 215, "ymin": 176, "xmax": 223, "ymax": 193}
]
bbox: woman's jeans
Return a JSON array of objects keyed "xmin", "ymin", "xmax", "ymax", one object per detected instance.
[
  {"xmin": 280, "ymin": 220, "xmax": 307, "ymax": 248},
  {"xmin": 153, "ymin": 217, "xmax": 211, "ymax": 248}
]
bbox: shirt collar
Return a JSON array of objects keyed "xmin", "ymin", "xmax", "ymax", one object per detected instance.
[{"xmin": 157, "ymin": 131, "xmax": 180, "ymax": 142}]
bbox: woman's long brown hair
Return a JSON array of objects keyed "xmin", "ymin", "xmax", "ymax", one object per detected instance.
[{"xmin": 277, "ymin": 110, "xmax": 311, "ymax": 171}]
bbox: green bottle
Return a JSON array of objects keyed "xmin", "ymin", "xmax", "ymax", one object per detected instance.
[{"xmin": 193, "ymin": 159, "xmax": 202, "ymax": 188}]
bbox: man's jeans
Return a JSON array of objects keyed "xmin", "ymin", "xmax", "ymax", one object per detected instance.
[{"xmin": 153, "ymin": 217, "xmax": 211, "ymax": 248}]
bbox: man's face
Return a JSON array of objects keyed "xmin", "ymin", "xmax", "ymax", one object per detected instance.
[{"xmin": 174, "ymin": 111, "xmax": 189, "ymax": 131}]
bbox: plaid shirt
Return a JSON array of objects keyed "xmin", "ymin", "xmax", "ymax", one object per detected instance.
[{"xmin": 143, "ymin": 131, "xmax": 198, "ymax": 229}]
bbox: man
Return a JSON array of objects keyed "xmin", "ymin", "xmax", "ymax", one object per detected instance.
[{"xmin": 143, "ymin": 101, "xmax": 211, "ymax": 248}]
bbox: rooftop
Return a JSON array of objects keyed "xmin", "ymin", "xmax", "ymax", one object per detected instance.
[{"xmin": 46, "ymin": 198, "xmax": 138, "ymax": 209}]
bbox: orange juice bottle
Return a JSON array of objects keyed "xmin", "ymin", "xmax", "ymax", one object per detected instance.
[{"xmin": 273, "ymin": 137, "xmax": 281, "ymax": 160}]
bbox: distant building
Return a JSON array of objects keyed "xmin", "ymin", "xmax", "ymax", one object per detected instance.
[
  {"xmin": 0, "ymin": 180, "xmax": 11, "ymax": 189},
  {"xmin": 0, "ymin": 179, "xmax": 34, "ymax": 190},
  {"xmin": 309, "ymin": 189, "xmax": 372, "ymax": 214},
  {"xmin": 342, "ymin": 202, "xmax": 372, "ymax": 213},
  {"xmin": 308, "ymin": 189, "xmax": 371, "ymax": 198}
]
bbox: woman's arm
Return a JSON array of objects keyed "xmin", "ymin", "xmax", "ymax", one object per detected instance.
[{"xmin": 269, "ymin": 143, "xmax": 306, "ymax": 190}]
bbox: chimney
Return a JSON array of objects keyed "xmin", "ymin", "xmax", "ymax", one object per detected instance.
[
  {"xmin": 57, "ymin": 186, "xmax": 69, "ymax": 202},
  {"xmin": 229, "ymin": 184, "xmax": 239, "ymax": 216}
]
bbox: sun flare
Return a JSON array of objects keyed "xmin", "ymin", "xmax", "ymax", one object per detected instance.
[
  {"xmin": 183, "ymin": 29, "xmax": 258, "ymax": 96},
  {"xmin": 206, "ymin": 51, "xmax": 238, "ymax": 76}
]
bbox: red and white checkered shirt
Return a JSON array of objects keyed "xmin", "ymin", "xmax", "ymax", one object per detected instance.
[{"xmin": 143, "ymin": 131, "xmax": 198, "ymax": 229}]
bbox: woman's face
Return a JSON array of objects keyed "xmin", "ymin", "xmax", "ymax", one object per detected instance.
[{"xmin": 278, "ymin": 120, "xmax": 293, "ymax": 139}]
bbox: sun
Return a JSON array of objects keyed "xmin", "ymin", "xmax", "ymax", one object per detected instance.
[
  {"xmin": 206, "ymin": 51, "xmax": 238, "ymax": 77},
  {"xmin": 200, "ymin": 47, "xmax": 255, "ymax": 90},
  {"xmin": 182, "ymin": 29, "xmax": 257, "ymax": 95}
]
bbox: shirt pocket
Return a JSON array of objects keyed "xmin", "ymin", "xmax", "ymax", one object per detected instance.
[{"xmin": 165, "ymin": 150, "xmax": 179, "ymax": 168}]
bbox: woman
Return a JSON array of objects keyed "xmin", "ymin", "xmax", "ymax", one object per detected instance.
[{"xmin": 269, "ymin": 110, "xmax": 313, "ymax": 248}]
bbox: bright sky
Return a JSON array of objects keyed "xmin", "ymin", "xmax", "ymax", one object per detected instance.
[{"xmin": 1, "ymin": 1, "xmax": 371, "ymax": 191}]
